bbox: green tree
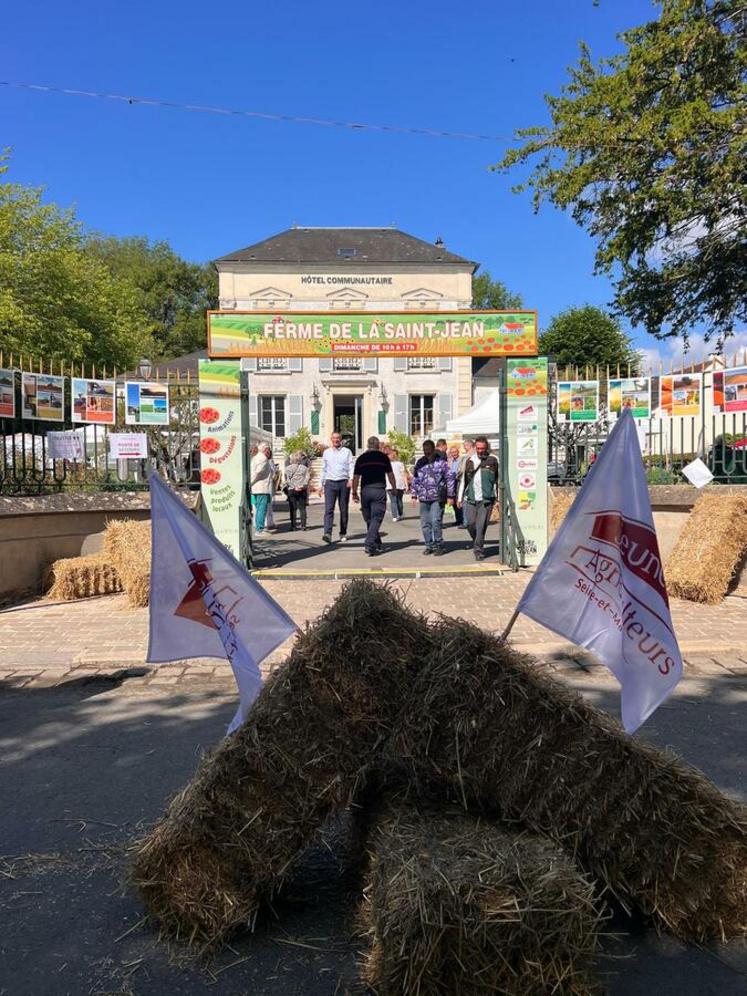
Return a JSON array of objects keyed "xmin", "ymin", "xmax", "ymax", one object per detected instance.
[
  {"xmin": 539, "ymin": 305, "xmax": 640, "ymax": 371},
  {"xmin": 0, "ymin": 157, "xmax": 150, "ymax": 368},
  {"xmin": 387, "ymin": 428, "xmax": 417, "ymax": 468},
  {"xmin": 497, "ymin": 1, "xmax": 747, "ymax": 341},
  {"xmin": 86, "ymin": 236, "xmax": 218, "ymax": 358},
  {"xmin": 472, "ymin": 270, "xmax": 523, "ymax": 310}
]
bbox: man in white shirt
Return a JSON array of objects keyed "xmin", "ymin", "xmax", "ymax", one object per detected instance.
[
  {"xmin": 250, "ymin": 445, "xmax": 273, "ymax": 534},
  {"xmin": 319, "ymin": 431, "xmax": 354, "ymax": 543}
]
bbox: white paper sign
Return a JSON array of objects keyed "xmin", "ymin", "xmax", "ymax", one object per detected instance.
[
  {"xmin": 109, "ymin": 433, "xmax": 148, "ymax": 459},
  {"xmin": 682, "ymin": 458, "xmax": 714, "ymax": 489},
  {"xmin": 47, "ymin": 431, "xmax": 84, "ymax": 461}
]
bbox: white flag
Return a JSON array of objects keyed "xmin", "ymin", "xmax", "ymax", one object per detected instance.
[
  {"xmin": 147, "ymin": 473, "xmax": 297, "ymax": 733},
  {"xmin": 517, "ymin": 408, "xmax": 682, "ymax": 732}
]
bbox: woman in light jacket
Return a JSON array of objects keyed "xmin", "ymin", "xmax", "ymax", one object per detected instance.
[{"xmin": 284, "ymin": 450, "xmax": 311, "ymax": 531}]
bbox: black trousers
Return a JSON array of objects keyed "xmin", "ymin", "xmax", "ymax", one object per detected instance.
[
  {"xmin": 323, "ymin": 480, "xmax": 350, "ymax": 536},
  {"xmin": 361, "ymin": 483, "xmax": 387, "ymax": 553},
  {"xmin": 287, "ymin": 490, "xmax": 307, "ymax": 530}
]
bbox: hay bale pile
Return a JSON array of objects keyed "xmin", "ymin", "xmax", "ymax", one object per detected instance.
[
  {"xmin": 360, "ymin": 800, "xmax": 604, "ymax": 996},
  {"xmin": 103, "ymin": 519, "xmax": 152, "ymax": 607},
  {"xmin": 550, "ymin": 487, "xmax": 578, "ymax": 534},
  {"xmin": 666, "ymin": 493, "xmax": 747, "ymax": 604},
  {"xmin": 129, "ymin": 578, "xmax": 747, "ymax": 989},
  {"xmin": 128, "ymin": 582, "xmax": 429, "ymax": 946},
  {"xmin": 387, "ymin": 619, "xmax": 747, "ymax": 943},
  {"xmin": 45, "ymin": 552, "xmax": 122, "ymax": 601}
]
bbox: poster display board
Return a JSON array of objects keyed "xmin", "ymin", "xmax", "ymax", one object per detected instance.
[
  {"xmin": 198, "ymin": 359, "xmax": 246, "ymax": 559},
  {"xmin": 608, "ymin": 377, "xmax": 651, "ymax": 419},
  {"xmin": 503, "ymin": 358, "xmax": 549, "ymax": 566},
  {"xmin": 0, "ymin": 369, "xmax": 15, "ymax": 418},
  {"xmin": 556, "ymin": 380, "xmax": 599, "ymax": 422},
  {"xmin": 125, "ymin": 381, "xmax": 169, "ymax": 425},
  {"xmin": 659, "ymin": 373, "xmax": 701, "ymax": 417},
  {"xmin": 713, "ymin": 366, "xmax": 747, "ymax": 413},
  {"xmin": 109, "ymin": 433, "xmax": 148, "ymax": 459},
  {"xmin": 21, "ymin": 373, "xmax": 65, "ymax": 421},
  {"xmin": 71, "ymin": 377, "xmax": 116, "ymax": 424},
  {"xmin": 208, "ymin": 310, "xmax": 538, "ymax": 359}
]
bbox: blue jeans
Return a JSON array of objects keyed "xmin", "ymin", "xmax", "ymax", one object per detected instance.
[
  {"xmin": 388, "ymin": 489, "xmax": 404, "ymax": 519},
  {"xmin": 419, "ymin": 500, "xmax": 444, "ymax": 549},
  {"xmin": 252, "ymin": 493, "xmax": 269, "ymax": 532}
]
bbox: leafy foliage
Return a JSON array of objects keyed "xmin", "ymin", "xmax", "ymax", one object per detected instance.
[
  {"xmin": 472, "ymin": 270, "xmax": 523, "ymax": 310},
  {"xmin": 539, "ymin": 305, "xmax": 640, "ymax": 371},
  {"xmin": 87, "ymin": 236, "xmax": 217, "ymax": 358},
  {"xmin": 283, "ymin": 426, "xmax": 315, "ymax": 459},
  {"xmin": 0, "ymin": 155, "xmax": 150, "ymax": 369},
  {"xmin": 497, "ymin": 1, "xmax": 747, "ymax": 341},
  {"xmin": 387, "ymin": 428, "xmax": 417, "ymax": 467}
]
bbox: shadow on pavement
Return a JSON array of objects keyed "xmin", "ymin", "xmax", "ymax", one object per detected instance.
[{"xmin": 0, "ymin": 668, "xmax": 744, "ymax": 994}]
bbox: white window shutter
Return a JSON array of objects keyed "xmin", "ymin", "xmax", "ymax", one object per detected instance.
[
  {"xmin": 438, "ymin": 357, "xmax": 452, "ymax": 371},
  {"xmin": 289, "ymin": 357, "xmax": 303, "ymax": 372},
  {"xmin": 393, "ymin": 357, "xmax": 407, "ymax": 372},
  {"xmin": 363, "ymin": 357, "xmax": 378, "ymax": 373},
  {"xmin": 287, "ymin": 395, "xmax": 304, "ymax": 434},
  {"xmin": 318, "ymin": 358, "xmax": 332, "ymax": 372},
  {"xmin": 249, "ymin": 396, "xmax": 259, "ymax": 427},
  {"xmin": 394, "ymin": 394, "xmax": 408, "ymax": 432},
  {"xmin": 438, "ymin": 392, "xmax": 453, "ymax": 428},
  {"xmin": 241, "ymin": 357, "xmax": 257, "ymax": 372}
]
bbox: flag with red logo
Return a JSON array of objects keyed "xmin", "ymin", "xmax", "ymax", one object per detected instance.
[
  {"xmin": 147, "ymin": 473, "xmax": 296, "ymax": 733},
  {"xmin": 516, "ymin": 407, "xmax": 682, "ymax": 732}
]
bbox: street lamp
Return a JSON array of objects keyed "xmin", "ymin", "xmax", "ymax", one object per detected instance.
[
  {"xmin": 378, "ymin": 383, "xmax": 389, "ymax": 412},
  {"xmin": 138, "ymin": 357, "xmax": 152, "ymax": 380}
]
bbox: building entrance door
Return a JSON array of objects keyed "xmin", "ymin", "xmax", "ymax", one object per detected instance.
[{"xmin": 333, "ymin": 395, "xmax": 363, "ymax": 454}]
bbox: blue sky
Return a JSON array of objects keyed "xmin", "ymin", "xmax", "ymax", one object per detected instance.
[{"xmin": 4, "ymin": 0, "xmax": 735, "ymax": 361}]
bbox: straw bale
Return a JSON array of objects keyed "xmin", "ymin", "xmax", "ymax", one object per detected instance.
[
  {"xmin": 550, "ymin": 487, "xmax": 577, "ymax": 534},
  {"xmin": 103, "ymin": 519, "xmax": 151, "ymax": 607},
  {"xmin": 128, "ymin": 580, "xmax": 431, "ymax": 947},
  {"xmin": 45, "ymin": 552, "xmax": 122, "ymax": 601},
  {"xmin": 666, "ymin": 493, "xmax": 747, "ymax": 604},
  {"xmin": 359, "ymin": 800, "xmax": 604, "ymax": 996},
  {"xmin": 386, "ymin": 620, "xmax": 747, "ymax": 943}
]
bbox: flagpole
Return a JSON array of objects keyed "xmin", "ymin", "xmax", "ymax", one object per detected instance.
[{"xmin": 500, "ymin": 607, "xmax": 520, "ymax": 642}]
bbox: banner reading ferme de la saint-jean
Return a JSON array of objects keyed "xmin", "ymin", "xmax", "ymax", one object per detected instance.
[{"xmin": 208, "ymin": 310, "xmax": 537, "ymax": 358}]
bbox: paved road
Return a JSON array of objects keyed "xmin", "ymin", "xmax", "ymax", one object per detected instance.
[{"xmin": 0, "ymin": 658, "xmax": 745, "ymax": 995}]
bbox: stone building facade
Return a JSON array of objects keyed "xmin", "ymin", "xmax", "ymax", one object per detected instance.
[{"xmin": 214, "ymin": 227, "xmax": 478, "ymax": 452}]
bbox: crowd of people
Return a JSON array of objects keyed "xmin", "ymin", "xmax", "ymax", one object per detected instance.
[{"xmin": 249, "ymin": 431, "xmax": 500, "ymax": 561}]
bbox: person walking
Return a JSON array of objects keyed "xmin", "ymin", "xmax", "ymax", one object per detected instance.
[
  {"xmin": 319, "ymin": 431, "xmax": 354, "ymax": 544},
  {"xmin": 447, "ymin": 444, "xmax": 464, "ymax": 527},
  {"xmin": 411, "ymin": 440, "xmax": 455, "ymax": 556},
  {"xmin": 352, "ymin": 436, "xmax": 396, "ymax": 556},
  {"xmin": 284, "ymin": 450, "xmax": 310, "ymax": 531},
  {"xmin": 250, "ymin": 444, "xmax": 273, "ymax": 535},
  {"xmin": 387, "ymin": 448, "xmax": 408, "ymax": 521},
  {"xmin": 263, "ymin": 444, "xmax": 279, "ymax": 530},
  {"xmin": 457, "ymin": 435, "xmax": 500, "ymax": 561}
]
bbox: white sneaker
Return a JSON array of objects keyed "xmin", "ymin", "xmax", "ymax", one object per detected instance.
[
  {"xmin": 339, "ymin": 535, "xmax": 348, "ymax": 543},
  {"xmin": 392, "ymin": 517, "xmax": 400, "ymax": 522}
]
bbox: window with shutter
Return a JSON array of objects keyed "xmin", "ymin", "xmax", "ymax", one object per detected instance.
[
  {"xmin": 318, "ymin": 358, "xmax": 332, "ymax": 372},
  {"xmin": 288, "ymin": 357, "xmax": 303, "ymax": 373},
  {"xmin": 437, "ymin": 357, "xmax": 453, "ymax": 371},
  {"xmin": 393, "ymin": 357, "xmax": 407, "ymax": 372},
  {"xmin": 363, "ymin": 357, "xmax": 378, "ymax": 373},
  {"xmin": 437, "ymin": 392, "xmax": 453, "ymax": 428},
  {"xmin": 287, "ymin": 395, "xmax": 304, "ymax": 434}
]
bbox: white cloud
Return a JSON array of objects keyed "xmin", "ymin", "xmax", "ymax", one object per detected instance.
[{"xmin": 636, "ymin": 331, "xmax": 747, "ymax": 374}]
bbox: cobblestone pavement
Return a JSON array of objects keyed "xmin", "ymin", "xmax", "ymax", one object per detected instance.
[{"xmin": 0, "ymin": 575, "xmax": 745, "ymax": 691}]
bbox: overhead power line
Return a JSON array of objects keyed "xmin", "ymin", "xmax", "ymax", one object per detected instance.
[{"xmin": 0, "ymin": 80, "xmax": 514, "ymax": 144}]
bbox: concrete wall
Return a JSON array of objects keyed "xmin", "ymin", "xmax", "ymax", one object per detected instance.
[{"xmin": 0, "ymin": 492, "xmax": 196, "ymax": 601}]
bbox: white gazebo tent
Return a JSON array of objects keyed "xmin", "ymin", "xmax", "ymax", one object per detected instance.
[{"xmin": 444, "ymin": 389, "xmax": 501, "ymax": 444}]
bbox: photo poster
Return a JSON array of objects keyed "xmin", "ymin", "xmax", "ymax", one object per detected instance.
[
  {"xmin": 608, "ymin": 377, "xmax": 651, "ymax": 419},
  {"xmin": 713, "ymin": 366, "xmax": 747, "ymax": 414},
  {"xmin": 21, "ymin": 372, "xmax": 65, "ymax": 422},
  {"xmin": 71, "ymin": 377, "xmax": 116, "ymax": 425},
  {"xmin": 504, "ymin": 357, "xmax": 549, "ymax": 567},
  {"xmin": 125, "ymin": 380, "xmax": 170, "ymax": 425},
  {"xmin": 556, "ymin": 380, "xmax": 599, "ymax": 422},
  {"xmin": 198, "ymin": 359, "xmax": 245, "ymax": 560},
  {"xmin": 0, "ymin": 368, "xmax": 15, "ymax": 418},
  {"xmin": 659, "ymin": 373, "xmax": 702, "ymax": 417}
]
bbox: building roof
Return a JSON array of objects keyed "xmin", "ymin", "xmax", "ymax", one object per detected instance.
[{"xmin": 215, "ymin": 227, "xmax": 478, "ymax": 270}]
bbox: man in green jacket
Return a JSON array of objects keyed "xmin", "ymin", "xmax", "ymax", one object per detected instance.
[{"xmin": 457, "ymin": 435, "xmax": 500, "ymax": 561}]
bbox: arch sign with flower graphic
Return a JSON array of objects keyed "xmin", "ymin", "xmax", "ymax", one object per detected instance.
[{"xmin": 207, "ymin": 310, "xmax": 537, "ymax": 358}]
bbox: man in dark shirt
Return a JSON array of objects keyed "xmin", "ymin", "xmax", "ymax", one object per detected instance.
[{"xmin": 352, "ymin": 436, "xmax": 396, "ymax": 556}]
